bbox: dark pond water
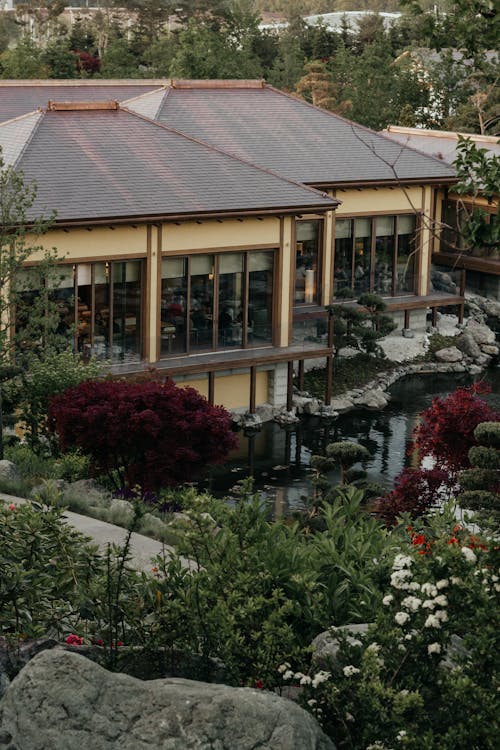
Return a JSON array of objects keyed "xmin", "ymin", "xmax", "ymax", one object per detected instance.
[{"xmin": 200, "ymin": 367, "xmax": 500, "ymax": 516}]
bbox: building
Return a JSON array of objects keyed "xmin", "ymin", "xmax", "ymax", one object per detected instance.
[
  {"xmin": 383, "ymin": 125, "xmax": 499, "ymax": 300},
  {"xmin": 0, "ymin": 80, "xmax": 460, "ymax": 413}
]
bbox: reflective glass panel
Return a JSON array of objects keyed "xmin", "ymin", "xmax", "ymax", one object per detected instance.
[
  {"xmin": 161, "ymin": 257, "xmax": 187, "ymax": 355},
  {"xmin": 397, "ymin": 215, "xmax": 417, "ymax": 294},
  {"xmin": 334, "ymin": 219, "xmax": 354, "ymax": 296},
  {"xmin": 218, "ymin": 253, "xmax": 244, "ymax": 348},
  {"xmin": 295, "ymin": 220, "xmax": 321, "ymax": 304},
  {"xmin": 353, "ymin": 218, "xmax": 372, "ymax": 295},
  {"xmin": 248, "ymin": 251, "xmax": 274, "ymax": 346},
  {"xmin": 374, "ymin": 216, "xmax": 395, "ymax": 295}
]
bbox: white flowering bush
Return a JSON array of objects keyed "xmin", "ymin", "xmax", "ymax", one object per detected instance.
[{"xmin": 281, "ymin": 506, "xmax": 499, "ymax": 750}]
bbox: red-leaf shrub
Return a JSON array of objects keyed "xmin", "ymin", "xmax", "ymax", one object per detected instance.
[
  {"xmin": 375, "ymin": 384, "xmax": 499, "ymax": 526},
  {"xmin": 48, "ymin": 378, "xmax": 238, "ymax": 492},
  {"xmin": 374, "ymin": 467, "xmax": 453, "ymax": 526},
  {"xmin": 413, "ymin": 384, "xmax": 499, "ymax": 473}
]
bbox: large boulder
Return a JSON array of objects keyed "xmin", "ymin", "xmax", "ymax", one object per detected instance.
[
  {"xmin": 455, "ymin": 330, "xmax": 482, "ymax": 360},
  {"xmin": 434, "ymin": 346, "xmax": 463, "ymax": 363},
  {"xmin": 353, "ymin": 388, "xmax": 389, "ymax": 410},
  {"xmin": 311, "ymin": 624, "xmax": 370, "ymax": 670},
  {"xmin": 0, "ymin": 650, "xmax": 335, "ymax": 750},
  {"xmin": 465, "ymin": 320, "xmax": 496, "ymax": 346},
  {"xmin": 0, "ymin": 461, "xmax": 19, "ymax": 483}
]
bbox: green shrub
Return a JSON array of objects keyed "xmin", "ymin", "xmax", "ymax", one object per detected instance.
[
  {"xmin": 287, "ymin": 506, "xmax": 500, "ymax": 750},
  {"xmin": 0, "ymin": 499, "xmax": 102, "ymax": 642}
]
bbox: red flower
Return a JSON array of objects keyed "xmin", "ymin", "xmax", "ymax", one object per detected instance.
[
  {"xmin": 412, "ymin": 534, "xmax": 427, "ymax": 546},
  {"xmin": 253, "ymin": 680, "xmax": 265, "ymax": 689},
  {"xmin": 65, "ymin": 634, "xmax": 84, "ymax": 645},
  {"xmin": 448, "ymin": 537, "xmax": 459, "ymax": 545},
  {"xmin": 8, "ymin": 504, "xmax": 15, "ymax": 510}
]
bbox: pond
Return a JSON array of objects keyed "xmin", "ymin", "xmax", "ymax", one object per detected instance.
[{"xmin": 200, "ymin": 367, "xmax": 500, "ymax": 516}]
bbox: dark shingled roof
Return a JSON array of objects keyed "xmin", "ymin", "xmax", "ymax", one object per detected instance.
[
  {"xmin": 153, "ymin": 84, "xmax": 456, "ymax": 185},
  {"xmin": 0, "ymin": 83, "xmax": 162, "ymax": 124},
  {"xmin": 7, "ymin": 106, "xmax": 336, "ymax": 223}
]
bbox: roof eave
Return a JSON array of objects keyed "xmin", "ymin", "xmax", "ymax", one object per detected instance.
[
  {"xmin": 308, "ymin": 176, "xmax": 458, "ymax": 190},
  {"xmin": 41, "ymin": 202, "xmax": 340, "ymax": 229}
]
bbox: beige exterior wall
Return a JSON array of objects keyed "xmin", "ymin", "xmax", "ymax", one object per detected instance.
[
  {"xmin": 161, "ymin": 217, "xmax": 280, "ymax": 253},
  {"xmin": 336, "ymin": 187, "xmax": 423, "ymax": 215},
  {"xmin": 176, "ymin": 370, "xmax": 268, "ymax": 410},
  {"xmin": 28, "ymin": 225, "xmax": 148, "ymax": 263}
]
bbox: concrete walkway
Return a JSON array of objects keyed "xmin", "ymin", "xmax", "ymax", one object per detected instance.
[{"xmin": 1, "ymin": 493, "xmax": 191, "ymax": 573}]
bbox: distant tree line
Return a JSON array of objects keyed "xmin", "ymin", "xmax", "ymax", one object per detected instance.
[{"xmin": 0, "ymin": 0, "xmax": 497, "ymax": 133}]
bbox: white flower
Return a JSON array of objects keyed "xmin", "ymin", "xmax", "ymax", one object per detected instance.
[
  {"xmin": 395, "ymin": 611, "xmax": 410, "ymax": 626},
  {"xmin": 492, "ymin": 575, "xmax": 499, "ymax": 583},
  {"xmin": 393, "ymin": 554, "xmax": 413, "ymax": 570},
  {"xmin": 494, "ymin": 583, "xmax": 500, "ymax": 592},
  {"xmin": 435, "ymin": 609, "xmax": 448, "ymax": 622},
  {"xmin": 300, "ymin": 674, "xmax": 312, "ymax": 686},
  {"xmin": 383, "ymin": 594, "xmax": 394, "ymax": 606},
  {"xmin": 311, "ymin": 670, "xmax": 331, "ymax": 688},
  {"xmin": 343, "ymin": 665, "xmax": 360, "ymax": 677},
  {"xmin": 397, "ymin": 730, "xmax": 407, "ymax": 740},
  {"xmin": 436, "ymin": 579, "xmax": 449, "ymax": 589},
  {"xmin": 433, "ymin": 595, "xmax": 448, "ymax": 607},
  {"xmin": 450, "ymin": 576, "xmax": 462, "ymax": 585},
  {"xmin": 307, "ymin": 699, "xmax": 317, "ymax": 707},
  {"xmin": 345, "ymin": 712, "xmax": 355, "ymax": 722},
  {"xmin": 277, "ymin": 662, "xmax": 290, "ymax": 674},
  {"xmin": 422, "ymin": 599, "xmax": 436, "ymax": 609},
  {"xmin": 424, "ymin": 614, "xmax": 441, "ymax": 628},
  {"xmin": 404, "ymin": 633, "xmax": 412, "ymax": 640},
  {"xmin": 390, "ymin": 569, "xmax": 413, "ymax": 589},
  {"xmin": 421, "ymin": 582, "xmax": 438, "ymax": 597},
  {"xmin": 407, "ymin": 581, "xmax": 421, "ymax": 591},
  {"xmin": 427, "ymin": 642, "xmax": 441, "ymax": 655},
  {"xmin": 367, "ymin": 642, "xmax": 381, "ymax": 654},
  {"xmin": 461, "ymin": 546, "xmax": 477, "ymax": 563},
  {"xmin": 401, "ymin": 596, "xmax": 421, "ymax": 611},
  {"xmin": 282, "ymin": 670, "xmax": 294, "ymax": 681}
]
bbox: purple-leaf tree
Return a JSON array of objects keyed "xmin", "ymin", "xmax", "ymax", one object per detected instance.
[{"xmin": 48, "ymin": 377, "xmax": 238, "ymax": 493}]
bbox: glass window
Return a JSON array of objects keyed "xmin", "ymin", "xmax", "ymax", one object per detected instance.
[
  {"xmin": 161, "ymin": 257, "xmax": 187, "ymax": 355},
  {"xmin": 397, "ymin": 215, "xmax": 416, "ymax": 293},
  {"xmin": 248, "ymin": 251, "xmax": 274, "ymax": 345},
  {"xmin": 354, "ymin": 218, "xmax": 372, "ymax": 295},
  {"xmin": 189, "ymin": 255, "xmax": 214, "ymax": 352},
  {"xmin": 334, "ymin": 218, "xmax": 353, "ymax": 296},
  {"xmin": 374, "ymin": 216, "xmax": 395, "ymax": 294},
  {"xmin": 295, "ymin": 219, "xmax": 321, "ymax": 304},
  {"xmin": 218, "ymin": 253, "xmax": 244, "ymax": 348},
  {"xmin": 112, "ymin": 261, "xmax": 142, "ymax": 362},
  {"xmin": 334, "ymin": 214, "xmax": 418, "ymax": 298},
  {"xmin": 160, "ymin": 250, "xmax": 275, "ymax": 357}
]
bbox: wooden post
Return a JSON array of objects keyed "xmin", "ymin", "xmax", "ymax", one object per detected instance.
[
  {"xmin": 458, "ymin": 269, "xmax": 466, "ymax": 324},
  {"xmin": 431, "ymin": 306, "xmax": 438, "ymax": 327},
  {"xmin": 404, "ymin": 309, "xmax": 410, "ymax": 330},
  {"xmin": 249, "ymin": 366, "xmax": 257, "ymax": 414},
  {"xmin": 325, "ymin": 309, "xmax": 334, "ymax": 405},
  {"xmin": 286, "ymin": 361, "xmax": 294, "ymax": 411},
  {"xmin": 208, "ymin": 371, "xmax": 215, "ymax": 405},
  {"xmin": 298, "ymin": 359, "xmax": 305, "ymax": 391}
]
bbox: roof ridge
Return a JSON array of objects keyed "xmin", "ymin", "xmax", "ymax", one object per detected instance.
[
  {"xmin": 0, "ymin": 79, "xmax": 170, "ymax": 86},
  {"xmin": 122, "ymin": 86, "xmax": 169, "ymax": 120},
  {"xmin": 170, "ymin": 79, "xmax": 265, "ymax": 89},
  {"xmin": 0, "ymin": 109, "xmax": 44, "ymax": 169},
  {"xmin": 264, "ymin": 83, "xmax": 456, "ymax": 177},
  {"xmin": 120, "ymin": 104, "xmax": 339, "ymax": 206},
  {"xmin": 385, "ymin": 125, "xmax": 499, "ymax": 145}
]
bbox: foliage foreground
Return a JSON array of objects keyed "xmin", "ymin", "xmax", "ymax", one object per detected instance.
[{"xmin": 1, "ymin": 485, "xmax": 498, "ymax": 749}]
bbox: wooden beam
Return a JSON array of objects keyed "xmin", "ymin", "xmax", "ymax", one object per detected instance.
[
  {"xmin": 431, "ymin": 307, "xmax": 438, "ymax": 327},
  {"xmin": 208, "ymin": 371, "xmax": 215, "ymax": 405},
  {"xmin": 404, "ymin": 309, "xmax": 411, "ymax": 330},
  {"xmin": 325, "ymin": 355, "xmax": 333, "ymax": 405},
  {"xmin": 287, "ymin": 361, "xmax": 294, "ymax": 411},
  {"xmin": 249, "ymin": 366, "xmax": 257, "ymax": 414},
  {"xmin": 298, "ymin": 359, "xmax": 305, "ymax": 391}
]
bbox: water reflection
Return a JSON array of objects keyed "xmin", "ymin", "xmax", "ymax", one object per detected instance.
[{"xmin": 200, "ymin": 369, "xmax": 500, "ymax": 513}]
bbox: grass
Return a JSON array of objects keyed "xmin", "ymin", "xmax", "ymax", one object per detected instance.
[{"xmin": 302, "ymin": 353, "xmax": 398, "ymax": 399}]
